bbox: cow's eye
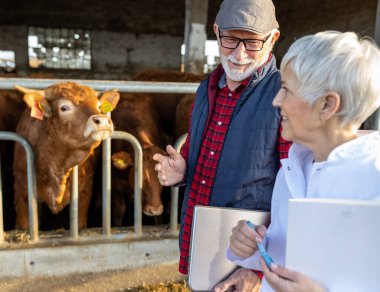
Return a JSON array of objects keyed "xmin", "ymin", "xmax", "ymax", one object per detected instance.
[{"xmin": 60, "ymin": 105, "xmax": 70, "ymax": 112}]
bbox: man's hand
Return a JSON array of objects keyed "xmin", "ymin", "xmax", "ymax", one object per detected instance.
[
  {"xmin": 152, "ymin": 145, "xmax": 186, "ymax": 186},
  {"xmin": 214, "ymin": 268, "xmax": 261, "ymax": 292},
  {"xmin": 230, "ymin": 220, "xmax": 267, "ymax": 259},
  {"xmin": 261, "ymin": 259, "xmax": 327, "ymax": 292}
]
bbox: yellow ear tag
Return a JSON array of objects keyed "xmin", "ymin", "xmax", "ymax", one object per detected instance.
[
  {"xmin": 116, "ymin": 158, "xmax": 126, "ymax": 168},
  {"xmin": 31, "ymin": 100, "xmax": 44, "ymax": 120},
  {"xmin": 100, "ymin": 101, "xmax": 113, "ymax": 113}
]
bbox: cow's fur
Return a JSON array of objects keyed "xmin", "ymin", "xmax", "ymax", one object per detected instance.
[
  {"xmin": 174, "ymin": 94, "xmax": 194, "ymax": 141},
  {"xmin": 13, "ymin": 82, "xmax": 119, "ymax": 229},
  {"xmin": 110, "ymin": 93, "xmax": 166, "ymax": 226},
  {"xmin": 132, "ymin": 70, "xmax": 203, "ymax": 143}
]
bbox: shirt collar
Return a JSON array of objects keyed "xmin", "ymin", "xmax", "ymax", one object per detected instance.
[
  {"xmin": 218, "ymin": 73, "xmax": 250, "ymax": 90},
  {"xmin": 287, "ymin": 130, "xmax": 380, "ymax": 164}
]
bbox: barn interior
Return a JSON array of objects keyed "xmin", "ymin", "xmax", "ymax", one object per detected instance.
[
  {"xmin": 0, "ymin": 0, "xmax": 378, "ymax": 79},
  {"xmin": 0, "ymin": 0, "xmax": 379, "ymax": 289}
]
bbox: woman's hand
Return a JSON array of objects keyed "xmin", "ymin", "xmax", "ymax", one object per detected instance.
[
  {"xmin": 230, "ymin": 220, "xmax": 267, "ymax": 259},
  {"xmin": 214, "ymin": 268, "xmax": 261, "ymax": 292},
  {"xmin": 261, "ymin": 258, "xmax": 327, "ymax": 292}
]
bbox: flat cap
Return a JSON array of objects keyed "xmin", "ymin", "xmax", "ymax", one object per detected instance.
[{"xmin": 215, "ymin": 0, "xmax": 279, "ymax": 35}]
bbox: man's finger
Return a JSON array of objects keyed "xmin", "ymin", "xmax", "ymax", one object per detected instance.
[
  {"xmin": 154, "ymin": 163, "xmax": 161, "ymax": 171},
  {"xmin": 166, "ymin": 145, "xmax": 179, "ymax": 158},
  {"xmin": 152, "ymin": 153, "xmax": 165, "ymax": 163},
  {"xmin": 214, "ymin": 277, "xmax": 235, "ymax": 292}
]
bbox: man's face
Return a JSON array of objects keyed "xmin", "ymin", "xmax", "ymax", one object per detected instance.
[{"xmin": 217, "ymin": 28, "xmax": 276, "ymax": 82}]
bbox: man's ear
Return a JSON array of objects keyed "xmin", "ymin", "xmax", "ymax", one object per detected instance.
[
  {"xmin": 270, "ymin": 30, "xmax": 280, "ymax": 46},
  {"xmin": 213, "ymin": 23, "xmax": 219, "ymax": 36},
  {"xmin": 320, "ymin": 91, "xmax": 340, "ymax": 121}
]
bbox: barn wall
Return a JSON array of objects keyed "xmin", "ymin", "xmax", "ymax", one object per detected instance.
[
  {"xmin": 0, "ymin": 0, "xmax": 378, "ymax": 79},
  {"xmin": 274, "ymin": 0, "xmax": 378, "ymax": 64},
  {"xmin": 91, "ymin": 31, "xmax": 182, "ymax": 80},
  {"xmin": 0, "ymin": 25, "xmax": 182, "ymax": 80}
]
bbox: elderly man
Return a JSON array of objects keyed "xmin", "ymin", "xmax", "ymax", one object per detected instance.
[{"xmin": 153, "ymin": 0, "xmax": 290, "ymax": 276}]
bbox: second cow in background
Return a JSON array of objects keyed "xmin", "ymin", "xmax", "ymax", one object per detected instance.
[
  {"xmin": 110, "ymin": 93, "xmax": 167, "ymax": 227},
  {"xmin": 132, "ymin": 69, "xmax": 203, "ymax": 144}
]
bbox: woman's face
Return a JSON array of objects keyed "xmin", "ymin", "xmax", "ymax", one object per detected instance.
[{"xmin": 273, "ymin": 64, "xmax": 321, "ymax": 144}]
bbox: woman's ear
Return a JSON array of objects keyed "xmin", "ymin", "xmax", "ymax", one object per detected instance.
[{"xmin": 320, "ymin": 91, "xmax": 340, "ymax": 121}]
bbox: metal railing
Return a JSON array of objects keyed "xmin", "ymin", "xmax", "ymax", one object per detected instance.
[
  {"xmin": 0, "ymin": 132, "xmax": 39, "ymax": 242},
  {"xmin": 108, "ymin": 131, "xmax": 143, "ymax": 236},
  {"xmin": 170, "ymin": 134, "xmax": 188, "ymax": 234},
  {"xmin": 0, "ymin": 77, "xmax": 197, "ymax": 243},
  {"xmin": 0, "ymin": 78, "xmax": 198, "ymax": 94}
]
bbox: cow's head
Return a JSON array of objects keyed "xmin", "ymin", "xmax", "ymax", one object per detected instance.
[
  {"xmin": 15, "ymin": 82, "xmax": 120, "ymax": 149},
  {"xmin": 111, "ymin": 130, "xmax": 164, "ymax": 216},
  {"xmin": 15, "ymin": 82, "xmax": 120, "ymax": 214}
]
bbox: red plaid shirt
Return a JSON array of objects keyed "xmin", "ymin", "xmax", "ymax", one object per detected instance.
[{"xmin": 179, "ymin": 75, "xmax": 291, "ymax": 275}]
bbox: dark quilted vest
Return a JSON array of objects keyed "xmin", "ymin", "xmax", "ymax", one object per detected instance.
[{"xmin": 181, "ymin": 57, "xmax": 281, "ymax": 225}]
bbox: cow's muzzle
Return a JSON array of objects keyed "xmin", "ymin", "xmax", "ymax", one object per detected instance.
[{"xmin": 84, "ymin": 114, "xmax": 114, "ymax": 141}]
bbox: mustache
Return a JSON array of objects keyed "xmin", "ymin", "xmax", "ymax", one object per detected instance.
[{"xmin": 227, "ymin": 55, "xmax": 255, "ymax": 65}]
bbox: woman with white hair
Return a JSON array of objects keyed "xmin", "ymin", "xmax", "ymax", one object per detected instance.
[{"xmin": 215, "ymin": 31, "xmax": 380, "ymax": 292}]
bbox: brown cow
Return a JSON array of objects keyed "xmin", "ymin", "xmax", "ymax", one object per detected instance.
[
  {"xmin": 132, "ymin": 69, "xmax": 203, "ymax": 144},
  {"xmin": 110, "ymin": 93, "xmax": 166, "ymax": 226},
  {"xmin": 13, "ymin": 82, "xmax": 119, "ymax": 229},
  {"xmin": 174, "ymin": 94, "xmax": 194, "ymax": 141}
]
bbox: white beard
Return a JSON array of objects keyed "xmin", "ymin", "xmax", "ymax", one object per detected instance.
[{"xmin": 219, "ymin": 50, "xmax": 265, "ymax": 82}]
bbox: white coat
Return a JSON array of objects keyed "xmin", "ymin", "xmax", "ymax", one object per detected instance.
[{"xmin": 228, "ymin": 131, "xmax": 380, "ymax": 292}]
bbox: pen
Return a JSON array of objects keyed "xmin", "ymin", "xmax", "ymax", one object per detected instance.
[{"xmin": 246, "ymin": 221, "xmax": 274, "ymax": 270}]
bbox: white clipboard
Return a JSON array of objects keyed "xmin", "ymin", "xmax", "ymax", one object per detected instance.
[{"xmin": 286, "ymin": 199, "xmax": 380, "ymax": 292}]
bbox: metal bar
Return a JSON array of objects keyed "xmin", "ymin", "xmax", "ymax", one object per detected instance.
[
  {"xmin": 70, "ymin": 165, "xmax": 79, "ymax": 239},
  {"xmin": 170, "ymin": 134, "xmax": 188, "ymax": 234},
  {"xmin": 0, "ymin": 131, "xmax": 38, "ymax": 241},
  {"xmin": 374, "ymin": 0, "xmax": 380, "ymax": 44},
  {"xmin": 0, "ymin": 155, "xmax": 4, "ymax": 243},
  {"xmin": 371, "ymin": 0, "xmax": 380, "ymax": 130},
  {"xmin": 111, "ymin": 131, "xmax": 143, "ymax": 236},
  {"xmin": 0, "ymin": 78, "xmax": 198, "ymax": 94},
  {"xmin": 102, "ymin": 131, "xmax": 112, "ymax": 237}
]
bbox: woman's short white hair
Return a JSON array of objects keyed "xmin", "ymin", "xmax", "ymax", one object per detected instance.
[{"xmin": 281, "ymin": 31, "xmax": 380, "ymax": 127}]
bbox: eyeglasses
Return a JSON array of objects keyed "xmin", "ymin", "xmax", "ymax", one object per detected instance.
[{"xmin": 218, "ymin": 29, "xmax": 271, "ymax": 52}]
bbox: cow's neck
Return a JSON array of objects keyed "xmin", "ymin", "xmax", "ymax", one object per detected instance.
[{"xmin": 35, "ymin": 123, "xmax": 94, "ymax": 203}]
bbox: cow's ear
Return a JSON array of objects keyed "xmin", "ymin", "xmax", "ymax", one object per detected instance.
[
  {"xmin": 137, "ymin": 128, "xmax": 154, "ymax": 149},
  {"xmin": 23, "ymin": 93, "xmax": 52, "ymax": 117},
  {"xmin": 111, "ymin": 151, "xmax": 133, "ymax": 170},
  {"xmin": 99, "ymin": 90, "xmax": 120, "ymax": 113},
  {"xmin": 14, "ymin": 85, "xmax": 45, "ymax": 97}
]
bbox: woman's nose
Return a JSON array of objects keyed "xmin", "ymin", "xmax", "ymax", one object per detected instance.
[{"xmin": 272, "ymin": 91, "xmax": 283, "ymax": 107}]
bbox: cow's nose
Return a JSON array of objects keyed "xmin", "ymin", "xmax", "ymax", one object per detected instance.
[
  {"xmin": 92, "ymin": 115, "xmax": 111, "ymax": 126},
  {"xmin": 143, "ymin": 204, "xmax": 164, "ymax": 216}
]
